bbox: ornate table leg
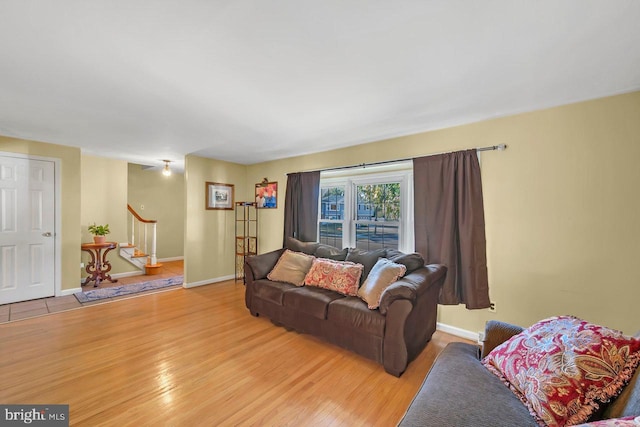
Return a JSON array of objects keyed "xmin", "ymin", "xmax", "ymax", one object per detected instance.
[
  {"xmin": 82, "ymin": 248, "xmax": 97, "ymax": 287},
  {"xmin": 99, "ymin": 246, "xmax": 117, "ymax": 286},
  {"xmin": 82, "ymin": 244, "xmax": 119, "ymax": 287}
]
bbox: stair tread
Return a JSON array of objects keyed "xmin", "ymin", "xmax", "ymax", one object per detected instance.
[{"xmin": 119, "ymin": 244, "xmax": 147, "ymax": 272}]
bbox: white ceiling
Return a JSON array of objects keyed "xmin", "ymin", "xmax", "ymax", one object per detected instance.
[{"xmin": 1, "ymin": 1, "xmax": 639, "ymax": 171}]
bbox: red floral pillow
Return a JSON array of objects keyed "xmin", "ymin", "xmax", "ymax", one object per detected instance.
[
  {"xmin": 304, "ymin": 258, "xmax": 363, "ymax": 296},
  {"xmin": 575, "ymin": 416, "xmax": 640, "ymax": 426},
  {"xmin": 482, "ymin": 316, "xmax": 640, "ymax": 427}
]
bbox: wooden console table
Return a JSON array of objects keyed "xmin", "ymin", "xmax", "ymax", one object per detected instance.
[{"xmin": 81, "ymin": 242, "xmax": 118, "ymax": 287}]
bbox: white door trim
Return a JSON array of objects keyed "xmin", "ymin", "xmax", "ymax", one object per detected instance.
[{"xmin": 0, "ymin": 151, "xmax": 62, "ymax": 298}]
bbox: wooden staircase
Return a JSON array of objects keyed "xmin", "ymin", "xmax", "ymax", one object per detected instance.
[{"xmin": 119, "ymin": 205, "xmax": 163, "ymax": 275}]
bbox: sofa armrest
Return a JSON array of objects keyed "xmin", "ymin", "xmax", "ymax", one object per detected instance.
[
  {"xmin": 480, "ymin": 320, "xmax": 525, "ymax": 359},
  {"xmin": 381, "ymin": 264, "xmax": 446, "ymax": 376},
  {"xmin": 245, "ymin": 248, "xmax": 285, "ymax": 282},
  {"xmin": 378, "ymin": 264, "xmax": 446, "ymax": 316},
  {"xmin": 244, "ymin": 248, "xmax": 285, "ymax": 312}
]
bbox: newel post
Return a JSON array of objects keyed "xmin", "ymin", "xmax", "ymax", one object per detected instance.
[
  {"xmin": 131, "ymin": 215, "xmax": 135, "ymax": 246},
  {"xmin": 150, "ymin": 223, "xmax": 157, "ymax": 265}
]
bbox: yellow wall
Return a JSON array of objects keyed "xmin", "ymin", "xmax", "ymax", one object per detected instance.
[
  {"xmin": 4, "ymin": 91, "xmax": 639, "ymax": 336},
  {"xmin": 183, "ymin": 155, "xmax": 247, "ymax": 285},
  {"xmin": 247, "ymin": 91, "xmax": 640, "ymax": 335},
  {"xmin": 80, "ymin": 155, "xmax": 136, "ymax": 275},
  {"xmin": 0, "ymin": 137, "xmax": 81, "ymax": 291},
  {"xmin": 128, "ymin": 163, "xmax": 184, "ymax": 259}
]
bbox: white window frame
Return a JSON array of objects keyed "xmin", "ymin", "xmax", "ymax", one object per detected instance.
[
  {"xmin": 318, "ymin": 179, "xmax": 348, "ymax": 247},
  {"xmin": 319, "ymin": 165, "xmax": 414, "ymax": 253}
]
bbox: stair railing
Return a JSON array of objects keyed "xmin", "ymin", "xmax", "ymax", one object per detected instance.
[{"xmin": 127, "ymin": 204, "xmax": 158, "ymax": 266}]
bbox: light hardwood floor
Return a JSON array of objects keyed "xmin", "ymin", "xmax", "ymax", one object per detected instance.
[
  {"xmin": 0, "ymin": 261, "xmax": 185, "ymax": 323},
  {"xmin": 0, "ymin": 280, "xmax": 470, "ymax": 426}
]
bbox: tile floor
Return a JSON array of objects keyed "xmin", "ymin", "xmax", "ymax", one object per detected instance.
[{"xmin": 0, "ymin": 260, "xmax": 183, "ymax": 323}]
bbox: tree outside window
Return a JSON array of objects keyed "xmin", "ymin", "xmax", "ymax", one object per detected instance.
[{"xmin": 319, "ymin": 175, "xmax": 406, "ymax": 251}]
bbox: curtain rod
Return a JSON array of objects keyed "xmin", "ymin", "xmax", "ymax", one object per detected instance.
[{"xmin": 298, "ymin": 143, "xmax": 507, "ymax": 174}]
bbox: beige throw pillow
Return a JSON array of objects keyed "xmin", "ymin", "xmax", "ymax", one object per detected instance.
[
  {"xmin": 357, "ymin": 258, "xmax": 407, "ymax": 309},
  {"xmin": 267, "ymin": 249, "xmax": 315, "ymax": 286}
]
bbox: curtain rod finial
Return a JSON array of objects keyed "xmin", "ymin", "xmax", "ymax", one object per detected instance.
[{"xmin": 497, "ymin": 144, "xmax": 507, "ymax": 151}]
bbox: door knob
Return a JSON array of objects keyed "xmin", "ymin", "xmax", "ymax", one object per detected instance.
[{"xmin": 42, "ymin": 232, "xmax": 53, "ymax": 237}]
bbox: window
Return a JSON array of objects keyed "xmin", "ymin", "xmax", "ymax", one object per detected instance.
[
  {"xmin": 354, "ymin": 183, "xmax": 400, "ymax": 250},
  {"xmin": 319, "ymin": 186, "xmax": 345, "ymax": 248},
  {"xmin": 318, "ymin": 165, "xmax": 413, "ymax": 252}
]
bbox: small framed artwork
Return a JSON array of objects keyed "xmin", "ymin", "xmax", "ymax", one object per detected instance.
[
  {"xmin": 255, "ymin": 181, "xmax": 278, "ymax": 209},
  {"xmin": 206, "ymin": 182, "xmax": 234, "ymax": 210}
]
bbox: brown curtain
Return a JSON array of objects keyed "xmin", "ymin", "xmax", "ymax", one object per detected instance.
[
  {"xmin": 413, "ymin": 149, "xmax": 490, "ymax": 309},
  {"xmin": 283, "ymin": 171, "xmax": 321, "ymax": 245}
]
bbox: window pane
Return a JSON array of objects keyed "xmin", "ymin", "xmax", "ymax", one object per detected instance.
[
  {"xmin": 319, "ymin": 175, "xmax": 407, "ymax": 251},
  {"xmin": 320, "ymin": 187, "xmax": 345, "ymax": 220},
  {"xmin": 355, "ymin": 223, "xmax": 398, "ymax": 250},
  {"xmin": 319, "ymin": 222, "xmax": 343, "ymax": 248},
  {"xmin": 356, "ymin": 183, "xmax": 400, "ymax": 221}
]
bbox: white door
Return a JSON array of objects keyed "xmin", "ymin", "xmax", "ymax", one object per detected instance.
[{"xmin": 0, "ymin": 155, "xmax": 55, "ymax": 304}]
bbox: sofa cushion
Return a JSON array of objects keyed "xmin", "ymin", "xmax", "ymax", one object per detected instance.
[
  {"xmin": 304, "ymin": 258, "xmax": 363, "ymax": 296},
  {"xmin": 285, "ymin": 236, "xmax": 321, "ymax": 255},
  {"xmin": 385, "ymin": 249, "xmax": 425, "ymax": 274},
  {"xmin": 481, "ymin": 320, "xmax": 526, "ymax": 359},
  {"xmin": 357, "ymin": 258, "xmax": 407, "ymax": 309},
  {"xmin": 345, "ymin": 248, "xmax": 386, "ymax": 284},
  {"xmin": 283, "ymin": 286, "xmax": 345, "ymax": 320},
  {"xmin": 267, "ymin": 249, "xmax": 315, "ymax": 286},
  {"xmin": 482, "ymin": 316, "xmax": 640, "ymax": 427},
  {"xmin": 252, "ymin": 279, "xmax": 297, "ymax": 306},
  {"xmin": 246, "ymin": 248, "xmax": 285, "ymax": 280},
  {"xmin": 399, "ymin": 342, "xmax": 538, "ymax": 427},
  {"xmin": 314, "ymin": 244, "xmax": 349, "ymax": 261},
  {"xmin": 327, "ymin": 297, "xmax": 385, "ymax": 337}
]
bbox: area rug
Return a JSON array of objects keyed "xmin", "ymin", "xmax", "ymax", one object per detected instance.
[{"xmin": 74, "ymin": 276, "xmax": 184, "ymax": 303}]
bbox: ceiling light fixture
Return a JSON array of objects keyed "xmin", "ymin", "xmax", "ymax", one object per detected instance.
[{"xmin": 162, "ymin": 160, "xmax": 172, "ymax": 177}]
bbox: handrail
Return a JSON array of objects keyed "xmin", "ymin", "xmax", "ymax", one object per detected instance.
[
  {"xmin": 127, "ymin": 204, "xmax": 159, "ymax": 266},
  {"xmin": 127, "ymin": 204, "xmax": 157, "ymax": 224}
]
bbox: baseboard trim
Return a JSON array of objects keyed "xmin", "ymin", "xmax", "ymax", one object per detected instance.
[
  {"xmin": 77, "ymin": 270, "xmax": 144, "ymax": 286},
  {"xmin": 111, "ymin": 271, "xmax": 144, "ymax": 279},
  {"xmin": 59, "ymin": 287, "xmax": 82, "ymax": 297},
  {"xmin": 436, "ymin": 322, "xmax": 480, "ymax": 342},
  {"xmin": 102, "ymin": 257, "xmax": 183, "ymax": 280},
  {"xmin": 183, "ymin": 274, "xmax": 235, "ymax": 288},
  {"xmin": 159, "ymin": 256, "xmax": 184, "ymax": 262}
]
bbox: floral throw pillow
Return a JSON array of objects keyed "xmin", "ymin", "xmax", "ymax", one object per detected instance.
[
  {"xmin": 482, "ymin": 316, "xmax": 640, "ymax": 427},
  {"xmin": 575, "ymin": 416, "xmax": 640, "ymax": 426},
  {"xmin": 304, "ymin": 258, "xmax": 363, "ymax": 296}
]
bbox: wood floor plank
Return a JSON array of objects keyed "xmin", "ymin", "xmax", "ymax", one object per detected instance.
[{"xmin": 0, "ymin": 280, "xmax": 470, "ymax": 426}]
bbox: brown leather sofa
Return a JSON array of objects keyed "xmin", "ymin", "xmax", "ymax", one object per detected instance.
[{"xmin": 243, "ymin": 240, "xmax": 446, "ymax": 377}]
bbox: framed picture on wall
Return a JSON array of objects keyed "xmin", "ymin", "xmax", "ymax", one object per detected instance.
[
  {"xmin": 206, "ymin": 182, "xmax": 234, "ymax": 210},
  {"xmin": 255, "ymin": 181, "xmax": 277, "ymax": 209}
]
